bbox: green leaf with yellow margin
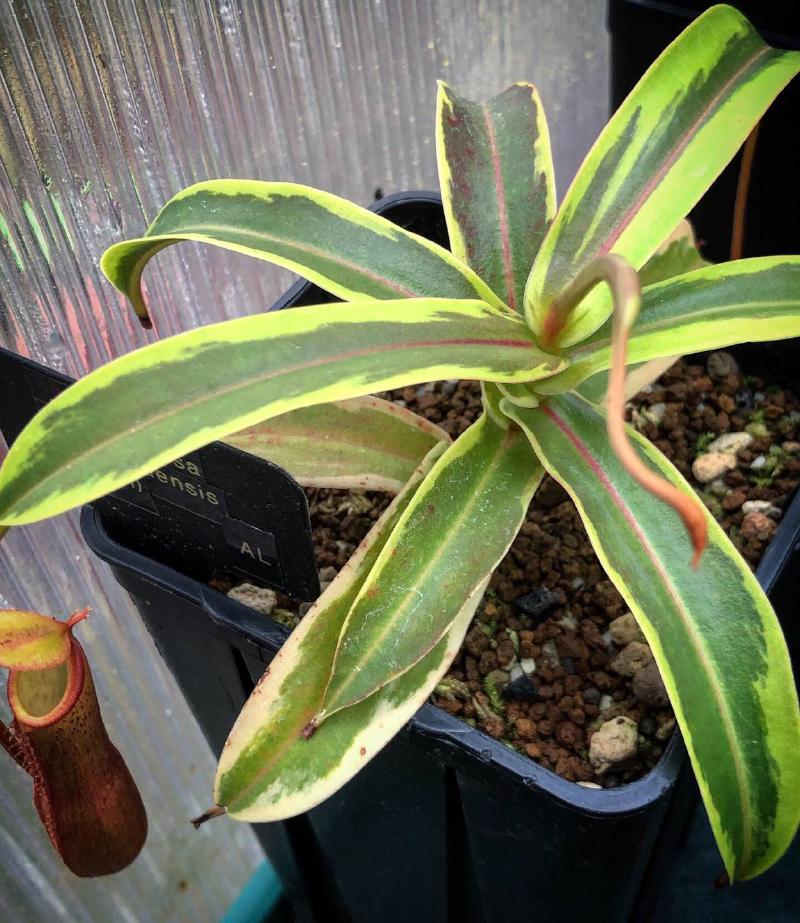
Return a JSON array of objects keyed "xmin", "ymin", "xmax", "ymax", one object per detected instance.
[
  {"xmin": 317, "ymin": 412, "xmax": 544, "ymax": 721},
  {"xmin": 538, "ymin": 257, "xmax": 800, "ymax": 394},
  {"xmin": 226, "ymin": 396, "xmax": 449, "ymax": 493},
  {"xmin": 637, "ymin": 218, "xmax": 709, "ymax": 288},
  {"xmin": 576, "ymin": 357, "xmax": 678, "ymax": 406},
  {"xmin": 505, "ymin": 392, "xmax": 800, "ymax": 880},
  {"xmin": 575, "ymin": 219, "xmax": 704, "ymax": 402},
  {"xmin": 101, "ymin": 180, "xmax": 503, "ymax": 325},
  {"xmin": 215, "ymin": 442, "xmax": 488, "ymax": 821},
  {"xmin": 436, "ymin": 81, "xmax": 555, "ymax": 311},
  {"xmin": 526, "ymin": 4, "xmax": 800, "ymax": 347},
  {"xmin": 0, "ymin": 298, "xmax": 562, "ymax": 527}
]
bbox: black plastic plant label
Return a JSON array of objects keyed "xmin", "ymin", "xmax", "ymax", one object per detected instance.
[{"xmin": 0, "ymin": 347, "xmax": 320, "ymax": 600}]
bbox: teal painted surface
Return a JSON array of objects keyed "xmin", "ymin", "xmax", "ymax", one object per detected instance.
[{"xmin": 221, "ymin": 862, "xmax": 282, "ymax": 923}]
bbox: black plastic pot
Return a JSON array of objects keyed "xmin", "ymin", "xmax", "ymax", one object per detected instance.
[
  {"xmin": 609, "ymin": 0, "xmax": 800, "ymax": 264},
  {"xmin": 72, "ymin": 193, "xmax": 800, "ymax": 922},
  {"xmin": 82, "ymin": 502, "xmax": 698, "ymax": 923}
]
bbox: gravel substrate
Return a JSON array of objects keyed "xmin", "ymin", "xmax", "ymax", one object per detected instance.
[{"xmin": 227, "ymin": 352, "xmax": 800, "ymax": 787}]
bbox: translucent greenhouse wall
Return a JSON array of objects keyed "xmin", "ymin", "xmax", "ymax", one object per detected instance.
[{"xmin": 0, "ymin": 2, "xmax": 608, "ymax": 919}]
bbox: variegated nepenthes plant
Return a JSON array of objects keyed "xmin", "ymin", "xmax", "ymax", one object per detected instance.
[{"xmin": 0, "ymin": 3, "xmax": 799, "ymax": 882}]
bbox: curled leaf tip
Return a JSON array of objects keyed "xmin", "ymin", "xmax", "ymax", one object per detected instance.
[
  {"xmin": 128, "ymin": 284, "xmax": 153, "ymax": 328},
  {"xmin": 191, "ymin": 805, "xmax": 227, "ymax": 828},
  {"xmin": 675, "ymin": 498, "xmax": 708, "ymax": 568},
  {"xmin": 713, "ymin": 871, "xmax": 731, "ymax": 890}
]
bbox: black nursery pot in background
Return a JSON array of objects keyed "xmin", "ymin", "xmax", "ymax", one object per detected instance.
[{"xmin": 75, "ymin": 193, "xmax": 800, "ymax": 923}]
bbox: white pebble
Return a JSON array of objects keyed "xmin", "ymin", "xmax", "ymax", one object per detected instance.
[
  {"xmin": 556, "ymin": 611, "xmax": 578, "ymax": 630},
  {"xmin": 589, "ymin": 717, "xmax": 638, "ymax": 774},
  {"xmin": 707, "ymin": 432, "xmax": 753, "ymax": 456},
  {"xmin": 226, "ymin": 583, "xmax": 277, "ymax": 616},
  {"xmin": 541, "ymin": 640, "xmax": 560, "ymax": 667},
  {"xmin": 692, "ymin": 451, "xmax": 737, "ymax": 483},
  {"xmin": 742, "ymin": 500, "xmax": 782, "ymax": 520}
]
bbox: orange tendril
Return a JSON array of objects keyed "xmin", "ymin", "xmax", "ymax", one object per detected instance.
[{"xmin": 557, "ymin": 254, "xmax": 707, "ymax": 567}]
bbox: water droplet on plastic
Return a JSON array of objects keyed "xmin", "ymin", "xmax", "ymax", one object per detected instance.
[{"xmin": 42, "ymin": 328, "xmax": 67, "ymax": 362}]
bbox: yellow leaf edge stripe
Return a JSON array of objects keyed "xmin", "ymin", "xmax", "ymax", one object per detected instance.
[
  {"xmin": 318, "ymin": 413, "xmax": 544, "ymax": 719},
  {"xmin": 507, "ymin": 394, "xmax": 800, "ymax": 880},
  {"xmin": 215, "ymin": 443, "xmax": 486, "ymax": 821},
  {"xmin": 225, "ymin": 395, "xmax": 451, "ymax": 494},
  {"xmin": 0, "ymin": 298, "xmax": 560, "ymax": 527},
  {"xmin": 537, "ymin": 256, "xmax": 800, "ymax": 394},
  {"xmin": 435, "ymin": 81, "xmax": 556, "ymax": 311},
  {"xmin": 525, "ymin": 5, "xmax": 800, "ymax": 346},
  {"xmin": 100, "ymin": 180, "xmax": 507, "ymax": 322}
]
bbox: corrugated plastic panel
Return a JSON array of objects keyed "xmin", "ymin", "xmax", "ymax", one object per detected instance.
[{"xmin": 0, "ymin": 2, "xmax": 608, "ymax": 919}]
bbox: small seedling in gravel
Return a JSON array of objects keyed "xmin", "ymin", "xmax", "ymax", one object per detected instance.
[
  {"xmin": 766, "ymin": 444, "xmax": 787, "ymax": 475},
  {"xmin": 434, "ymin": 676, "xmax": 471, "ymax": 702},
  {"xmin": 482, "ymin": 676, "xmax": 507, "ymax": 716},
  {"xmin": 0, "ymin": 5, "xmax": 799, "ymax": 883},
  {"xmin": 694, "ymin": 431, "xmax": 717, "ymax": 454}
]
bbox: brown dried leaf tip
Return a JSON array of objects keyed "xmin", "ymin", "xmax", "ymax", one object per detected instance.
[{"xmin": 191, "ymin": 804, "xmax": 228, "ymax": 828}]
